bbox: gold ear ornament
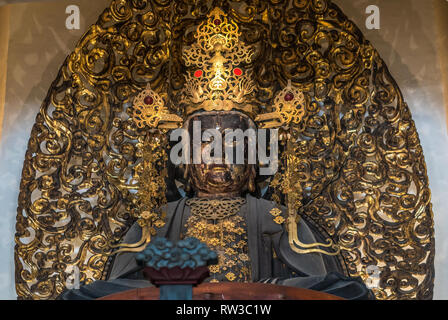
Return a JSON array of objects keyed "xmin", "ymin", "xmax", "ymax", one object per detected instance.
[
  {"xmin": 255, "ymin": 80, "xmax": 307, "ymax": 129},
  {"xmin": 133, "ymin": 83, "xmax": 183, "ymax": 129}
]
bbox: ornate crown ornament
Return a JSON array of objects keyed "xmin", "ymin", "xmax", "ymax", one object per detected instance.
[
  {"xmin": 255, "ymin": 80, "xmax": 307, "ymax": 128},
  {"xmin": 180, "ymin": 8, "xmax": 256, "ymax": 118},
  {"xmin": 132, "ymin": 8, "xmax": 308, "ymax": 130},
  {"xmin": 133, "ymin": 83, "xmax": 182, "ymax": 129}
]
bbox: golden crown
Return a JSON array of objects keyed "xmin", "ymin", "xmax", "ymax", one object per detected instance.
[
  {"xmin": 132, "ymin": 8, "xmax": 307, "ymax": 130},
  {"xmin": 179, "ymin": 8, "xmax": 256, "ymax": 117}
]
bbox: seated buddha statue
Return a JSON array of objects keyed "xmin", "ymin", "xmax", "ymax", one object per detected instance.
[
  {"xmin": 14, "ymin": 3, "xmax": 435, "ymax": 301},
  {"xmin": 60, "ymin": 111, "xmax": 373, "ymax": 300}
]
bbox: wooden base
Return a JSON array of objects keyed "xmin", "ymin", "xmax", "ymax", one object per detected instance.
[{"xmin": 99, "ymin": 282, "xmax": 343, "ymax": 300}]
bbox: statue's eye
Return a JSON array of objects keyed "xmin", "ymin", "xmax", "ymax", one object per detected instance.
[
  {"xmin": 194, "ymin": 70, "xmax": 203, "ymax": 78},
  {"xmin": 233, "ymin": 68, "xmax": 243, "ymax": 76}
]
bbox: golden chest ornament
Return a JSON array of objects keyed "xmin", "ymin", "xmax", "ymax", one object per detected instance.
[{"xmin": 184, "ymin": 197, "xmax": 251, "ymax": 283}]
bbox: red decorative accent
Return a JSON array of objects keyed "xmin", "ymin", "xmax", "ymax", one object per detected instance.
[
  {"xmin": 214, "ymin": 19, "xmax": 221, "ymax": 25},
  {"xmin": 144, "ymin": 96, "xmax": 154, "ymax": 105},
  {"xmin": 284, "ymin": 92, "xmax": 294, "ymax": 101},
  {"xmin": 194, "ymin": 70, "xmax": 203, "ymax": 78},
  {"xmin": 233, "ymin": 68, "xmax": 243, "ymax": 76}
]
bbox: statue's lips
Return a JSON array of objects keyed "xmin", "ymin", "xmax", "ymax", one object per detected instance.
[
  {"xmin": 210, "ymin": 166, "xmax": 226, "ymax": 172},
  {"xmin": 203, "ymin": 165, "xmax": 232, "ymax": 187},
  {"xmin": 202, "ymin": 164, "xmax": 229, "ymax": 172}
]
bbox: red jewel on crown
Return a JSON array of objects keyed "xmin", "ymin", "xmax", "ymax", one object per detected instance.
[
  {"xmin": 233, "ymin": 68, "xmax": 243, "ymax": 76},
  {"xmin": 194, "ymin": 70, "xmax": 203, "ymax": 78},
  {"xmin": 284, "ymin": 92, "xmax": 294, "ymax": 102},
  {"xmin": 144, "ymin": 96, "xmax": 154, "ymax": 105},
  {"xmin": 214, "ymin": 19, "xmax": 221, "ymax": 25}
]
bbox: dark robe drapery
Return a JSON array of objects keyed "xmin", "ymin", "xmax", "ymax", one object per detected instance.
[{"xmin": 60, "ymin": 195, "xmax": 373, "ymax": 300}]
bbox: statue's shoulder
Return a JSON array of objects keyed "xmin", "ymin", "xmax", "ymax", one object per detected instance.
[
  {"xmin": 245, "ymin": 195, "xmax": 287, "ymax": 234},
  {"xmin": 246, "ymin": 194, "xmax": 287, "ymax": 213},
  {"xmin": 246, "ymin": 195, "xmax": 318, "ymax": 236},
  {"xmin": 157, "ymin": 197, "xmax": 188, "ymax": 219}
]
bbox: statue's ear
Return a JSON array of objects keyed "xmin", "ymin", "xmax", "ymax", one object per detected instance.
[
  {"xmin": 171, "ymin": 162, "xmax": 187, "ymax": 184},
  {"xmin": 181, "ymin": 165, "xmax": 194, "ymax": 196},
  {"xmin": 247, "ymin": 165, "xmax": 256, "ymax": 193},
  {"xmin": 166, "ymin": 160, "xmax": 183, "ymax": 202}
]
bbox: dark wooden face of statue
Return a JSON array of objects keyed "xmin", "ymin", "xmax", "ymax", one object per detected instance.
[{"xmin": 187, "ymin": 113, "xmax": 254, "ymax": 198}]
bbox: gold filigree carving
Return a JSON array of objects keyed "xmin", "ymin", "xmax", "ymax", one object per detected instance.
[
  {"xmin": 132, "ymin": 83, "xmax": 182, "ymax": 129},
  {"xmin": 185, "ymin": 197, "xmax": 251, "ymax": 283},
  {"xmin": 187, "ymin": 197, "xmax": 246, "ymax": 220},
  {"xmin": 256, "ymin": 80, "xmax": 307, "ymax": 128}
]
